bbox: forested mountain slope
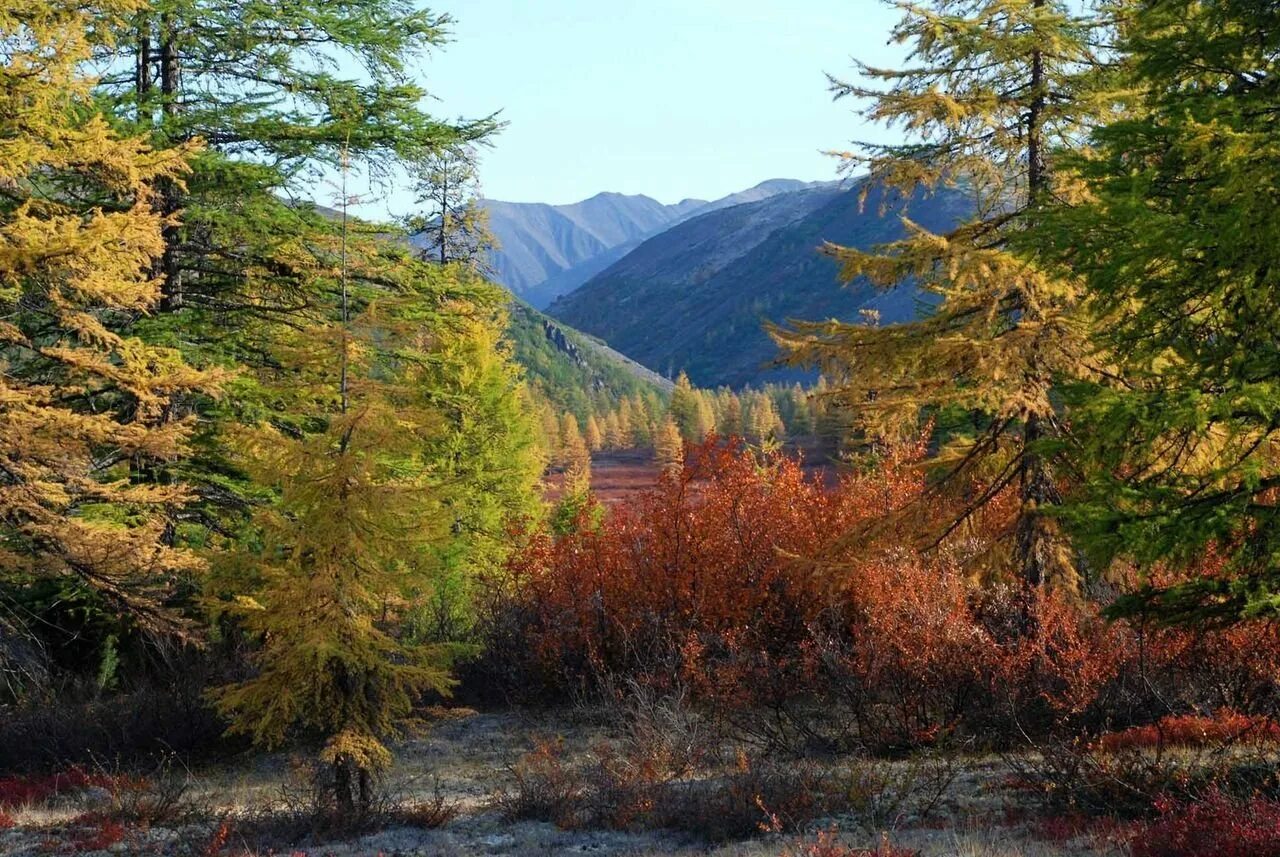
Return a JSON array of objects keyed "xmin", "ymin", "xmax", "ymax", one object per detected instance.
[{"xmin": 505, "ymin": 300, "xmax": 671, "ymax": 421}]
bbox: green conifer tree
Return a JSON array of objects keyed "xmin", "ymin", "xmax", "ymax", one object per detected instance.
[
  {"xmin": 210, "ymin": 190, "xmax": 468, "ymax": 818},
  {"xmin": 667, "ymin": 372, "xmax": 703, "ymax": 441},
  {"xmin": 1044, "ymin": 0, "xmax": 1280, "ymax": 623}
]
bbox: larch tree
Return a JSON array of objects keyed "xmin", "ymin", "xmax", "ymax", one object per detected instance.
[
  {"xmin": 406, "ymin": 144, "xmax": 491, "ymax": 270},
  {"xmin": 91, "ymin": 0, "xmax": 499, "ymax": 434},
  {"xmin": 409, "ymin": 281, "xmax": 543, "ymax": 642},
  {"xmin": 613, "ymin": 404, "xmax": 633, "ymax": 448},
  {"xmin": 748, "ymin": 394, "xmax": 785, "ymax": 444},
  {"xmin": 585, "ymin": 414, "xmax": 604, "ymax": 452},
  {"xmin": 655, "ymin": 416, "xmax": 685, "ymax": 475},
  {"xmin": 0, "ymin": 0, "xmax": 217, "ymax": 645},
  {"xmin": 210, "ymin": 181, "xmax": 472, "ymax": 818},
  {"xmin": 558, "ymin": 413, "xmax": 591, "ymax": 483},
  {"xmin": 1042, "ymin": 0, "xmax": 1280, "ymax": 624},
  {"xmin": 789, "ymin": 386, "xmax": 814, "ymax": 436},
  {"xmin": 668, "ymin": 372, "xmax": 707, "ymax": 442},
  {"xmin": 629, "ymin": 396, "xmax": 653, "ymax": 447},
  {"xmin": 770, "ymin": 0, "xmax": 1122, "ymax": 592}
]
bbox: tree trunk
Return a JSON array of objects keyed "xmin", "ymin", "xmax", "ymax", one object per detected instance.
[
  {"xmin": 135, "ymin": 15, "xmax": 151, "ymax": 125},
  {"xmin": 358, "ymin": 767, "xmax": 373, "ymax": 815},
  {"xmin": 1015, "ymin": 0, "xmax": 1077, "ymax": 595},
  {"xmin": 333, "ymin": 757, "xmax": 356, "ymax": 820},
  {"xmin": 1013, "ymin": 416, "xmax": 1064, "ymax": 590},
  {"xmin": 158, "ymin": 15, "xmax": 183, "ymax": 311}
]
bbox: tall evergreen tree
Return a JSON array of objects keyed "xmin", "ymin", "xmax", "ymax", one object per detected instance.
[
  {"xmin": 410, "ymin": 288, "xmax": 543, "ymax": 641},
  {"xmin": 92, "ymin": 0, "xmax": 498, "ymax": 369},
  {"xmin": 655, "ymin": 416, "xmax": 685, "ymax": 475},
  {"xmin": 668, "ymin": 372, "xmax": 705, "ymax": 442},
  {"xmin": 584, "ymin": 414, "xmax": 604, "ymax": 452},
  {"xmin": 771, "ymin": 0, "xmax": 1120, "ymax": 591},
  {"xmin": 1044, "ymin": 0, "xmax": 1280, "ymax": 623}
]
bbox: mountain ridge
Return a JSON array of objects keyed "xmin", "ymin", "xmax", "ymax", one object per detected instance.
[
  {"xmin": 548, "ymin": 181, "xmax": 973, "ymax": 388},
  {"xmin": 480, "ymin": 179, "xmax": 830, "ymax": 308}
]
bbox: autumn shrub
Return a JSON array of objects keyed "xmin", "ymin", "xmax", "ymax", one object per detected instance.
[
  {"xmin": 497, "ymin": 438, "xmax": 1010, "ymax": 746},
  {"xmin": 64, "ymin": 812, "xmax": 128, "ymax": 852},
  {"xmin": 492, "ymin": 738, "xmax": 584, "ymax": 826},
  {"xmin": 491, "ymin": 438, "xmax": 1280, "ymax": 760},
  {"xmin": 0, "ymin": 767, "xmax": 118, "ymax": 808},
  {"xmin": 97, "ymin": 755, "xmax": 197, "ymax": 828},
  {"xmin": 1097, "ymin": 709, "xmax": 1280, "ymax": 754},
  {"xmin": 503, "ymin": 439, "xmax": 864, "ymax": 698},
  {"xmin": 656, "ymin": 752, "xmax": 851, "ymax": 841},
  {"xmin": 495, "ymin": 439, "xmax": 1127, "ymax": 750},
  {"xmin": 1130, "ymin": 791, "xmax": 1280, "ymax": 857}
]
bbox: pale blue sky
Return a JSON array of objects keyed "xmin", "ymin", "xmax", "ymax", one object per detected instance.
[{"xmin": 360, "ymin": 0, "xmax": 906, "ymax": 215}]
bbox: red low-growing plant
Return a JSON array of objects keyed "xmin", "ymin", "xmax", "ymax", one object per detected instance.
[
  {"xmin": 202, "ymin": 819, "xmax": 233, "ymax": 856},
  {"xmin": 0, "ymin": 810, "xmax": 14, "ymax": 830},
  {"xmin": 501, "ymin": 437, "xmax": 1129, "ymax": 748},
  {"xmin": 1131, "ymin": 791, "xmax": 1280, "ymax": 857},
  {"xmin": 495, "ymin": 436, "xmax": 1280, "ymax": 754},
  {"xmin": 1097, "ymin": 709, "xmax": 1280, "ymax": 754},
  {"xmin": 1031, "ymin": 811, "xmax": 1131, "ymax": 844},
  {"xmin": 0, "ymin": 768, "xmax": 119, "ymax": 809}
]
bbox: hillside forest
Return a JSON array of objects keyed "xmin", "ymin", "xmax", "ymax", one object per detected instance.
[{"xmin": 4, "ymin": 1, "xmax": 1280, "ymax": 856}]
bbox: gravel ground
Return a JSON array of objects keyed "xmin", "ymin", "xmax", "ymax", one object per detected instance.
[{"xmin": 0, "ymin": 710, "xmax": 1127, "ymax": 857}]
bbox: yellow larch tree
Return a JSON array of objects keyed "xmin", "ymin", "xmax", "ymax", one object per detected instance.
[
  {"xmin": 209, "ymin": 175, "xmax": 490, "ymax": 818},
  {"xmin": 771, "ymin": 0, "xmax": 1127, "ymax": 592},
  {"xmin": 0, "ymin": 0, "xmax": 217, "ymax": 639}
]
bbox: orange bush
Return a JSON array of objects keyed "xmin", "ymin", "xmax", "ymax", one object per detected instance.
[
  {"xmin": 505, "ymin": 438, "xmax": 934, "ymax": 698},
  {"xmin": 497, "ymin": 438, "xmax": 1280, "ymax": 750}
]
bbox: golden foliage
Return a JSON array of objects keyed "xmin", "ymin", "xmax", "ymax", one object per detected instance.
[{"xmin": 0, "ymin": 0, "xmax": 218, "ymax": 637}]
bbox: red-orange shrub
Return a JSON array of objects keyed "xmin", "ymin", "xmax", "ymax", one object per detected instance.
[
  {"xmin": 65, "ymin": 812, "xmax": 127, "ymax": 852},
  {"xmin": 1097, "ymin": 709, "xmax": 1280, "ymax": 754},
  {"xmin": 506, "ymin": 438, "xmax": 901, "ymax": 699},
  {"xmin": 1131, "ymin": 792, "xmax": 1280, "ymax": 857},
  {"xmin": 496, "ymin": 438, "xmax": 1280, "ymax": 750},
  {"xmin": 0, "ymin": 768, "xmax": 119, "ymax": 809},
  {"xmin": 501, "ymin": 439, "xmax": 1040, "ymax": 746}
]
